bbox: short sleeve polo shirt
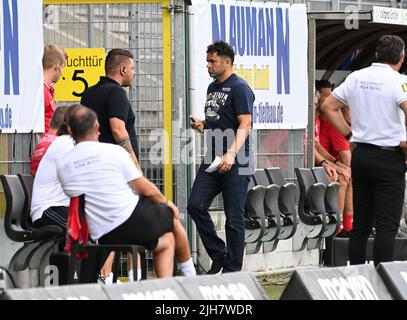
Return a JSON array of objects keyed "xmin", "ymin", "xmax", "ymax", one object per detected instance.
[
  {"xmin": 81, "ymin": 77, "xmax": 139, "ymax": 158},
  {"xmin": 332, "ymin": 63, "xmax": 407, "ymax": 147}
]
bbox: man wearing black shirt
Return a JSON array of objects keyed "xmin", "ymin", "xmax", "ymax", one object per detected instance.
[
  {"xmin": 188, "ymin": 41, "xmax": 255, "ymax": 274},
  {"xmin": 80, "ymin": 49, "xmax": 141, "ymax": 281},
  {"xmin": 81, "ymin": 48, "xmax": 140, "ymax": 171}
]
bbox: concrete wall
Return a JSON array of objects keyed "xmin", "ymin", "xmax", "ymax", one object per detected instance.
[{"xmin": 196, "ymin": 212, "xmax": 320, "ymax": 273}]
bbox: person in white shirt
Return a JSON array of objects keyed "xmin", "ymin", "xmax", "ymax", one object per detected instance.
[
  {"xmin": 31, "ymin": 105, "xmax": 79, "ymax": 229},
  {"xmin": 57, "ymin": 105, "xmax": 196, "ymax": 278},
  {"xmin": 322, "ymin": 35, "xmax": 407, "ymax": 266}
]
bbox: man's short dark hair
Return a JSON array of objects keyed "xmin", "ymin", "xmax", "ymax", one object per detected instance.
[
  {"xmin": 207, "ymin": 41, "xmax": 235, "ymax": 65},
  {"xmin": 376, "ymin": 35, "xmax": 405, "ymax": 64},
  {"xmin": 315, "ymin": 79, "xmax": 333, "ymax": 91},
  {"xmin": 68, "ymin": 105, "xmax": 98, "ymax": 140},
  {"xmin": 105, "ymin": 49, "xmax": 134, "ymax": 74},
  {"xmin": 50, "ymin": 106, "xmax": 69, "ymax": 130}
]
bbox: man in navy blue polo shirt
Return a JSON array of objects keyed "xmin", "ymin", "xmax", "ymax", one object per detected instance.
[{"xmin": 188, "ymin": 41, "xmax": 255, "ymax": 274}]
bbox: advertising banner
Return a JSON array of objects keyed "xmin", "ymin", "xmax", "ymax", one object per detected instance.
[
  {"xmin": 0, "ymin": 0, "xmax": 43, "ymax": 133},
  {"xmin": 190, "ymin": 0, "xmax": 308, "ymax": 129}
]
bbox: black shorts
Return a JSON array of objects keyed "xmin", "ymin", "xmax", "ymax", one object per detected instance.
[
  {"xmin": 33, "ymin": 206, "xmax": 68, "ymax": 230},
  {"xmin": 98, "ymin": 197, "xmax": 174, "ymax": 250}
]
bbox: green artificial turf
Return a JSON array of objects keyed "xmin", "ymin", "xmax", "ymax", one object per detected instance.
[{"xmin": 257, "ymin": 272, "xmax": 293, "ymax": 300}]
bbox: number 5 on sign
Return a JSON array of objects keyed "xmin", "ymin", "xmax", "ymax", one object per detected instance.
[{"xmin": 54, "ymin": 48, "xmax": 105, "ymax": 102}]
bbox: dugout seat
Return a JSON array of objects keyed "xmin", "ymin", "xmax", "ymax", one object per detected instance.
[
  {"xmin": 264, "ymin": 168, "xmax": 298, "ymax": 242},
  {"xmin": 1, "ymin": 174, "xmax": 64, "ymax": 287},
  {"xmin": 244, "ymin": 178, "xmax": 266, "ymax": 254},
  {"xmin": 252, "ymin": 169, "xmax": 280, "ymax": 253},
  {"xmin": 311, "ymin": 167, "xmax": 341, "ymax": 237},
  {"xmin": 50, "ymin": 194, "xmax": 146, "ymax": 285},
  {"xmin": 293, "ymin": 168, "xmax": 328, "ymax": 251},
  {"xmin": 17, "ymin": 174, "xmax": 34, "ymax": 231}
]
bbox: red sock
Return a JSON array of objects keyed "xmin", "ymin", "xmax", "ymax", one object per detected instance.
[
  {"xmin": 336, "ymin": 222, "xmax": 344, "ymax": 235},
  {"xmin": 343, "ymin": 214, "xmax": 353, "ymax": 231}
]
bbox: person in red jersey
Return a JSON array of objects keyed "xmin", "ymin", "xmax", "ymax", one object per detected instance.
[
  {"xmin": 30, "ymin": 106, "xmax": 68, "ymax": 175},
  {"xmin": 42, "ymin": 45, "xmax": 67, "ymax": 135}
]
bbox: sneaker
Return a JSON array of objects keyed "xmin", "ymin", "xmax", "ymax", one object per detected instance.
[
  {"xmin": 98, "ymin": 273, "xmax": 121, "ymax": 285},
  {"xmin": 97, "ymin": 274, "xmax": 107, "ymax": 285},
  {"xmin": 207, "ymin": 259, "xmax": 224, "ymax": 275},
  {"xmin": 104, "ymin": 272, "xmax": 114, "ymax": 285},
  {"xmin": 128, "ymin": 269, "xmax": 134, "ymax": 282}
]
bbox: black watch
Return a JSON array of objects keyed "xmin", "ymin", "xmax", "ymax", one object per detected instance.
[
  {"xmin": 344, "ymin": 131, "xmax": 352, "ymax": 140},
  {"xmin": 319, "ymin": 159, "xmax": 328, "ymax": 166}
]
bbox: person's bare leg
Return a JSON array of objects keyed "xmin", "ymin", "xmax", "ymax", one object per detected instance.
[
  {"xmin": 127, "ymin": 252, "xmax": 142, "ymax": 281},
  {"xmin": 153, "ymin": 232, "xmax": 175, "ymax": 278},
  {"xmin": 344, "ymin": 180, "xmax": 353, "ymax": 214},
  {"xmin": 127, "ymin": 252, "xmax": 133, "ymax": 270},
  {"xmin": 337, "ymin": 175, "xmax": 348, "ymax": 217},
  {"xmin": 172, "ymin": 219, "xmax": 192, "ymax": 263},
  {"xmin": 100, "ymin": 251, "xmax": 115, "ymax": 277}
]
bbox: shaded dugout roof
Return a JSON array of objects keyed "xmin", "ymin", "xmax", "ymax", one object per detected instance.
[{"xmin": 309, "ymin": 11, "xmax": 407, "ymax": 80}]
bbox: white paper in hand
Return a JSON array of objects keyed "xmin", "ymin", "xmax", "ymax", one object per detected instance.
[{"xmin": 205, "ymin": 156, "xmax": 222, "ymax": 173}]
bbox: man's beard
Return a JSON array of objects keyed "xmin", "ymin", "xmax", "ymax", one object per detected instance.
[{"xmin": 122, "ymin": 78, "xmax": 132, "ymax": 87}]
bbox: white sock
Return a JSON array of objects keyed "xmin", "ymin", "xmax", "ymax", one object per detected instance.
[
  {"xmin": 179, "ymin": 258, "xmax": 196, "ymax": 277},
  {"xmin": 128, "ymin": 269, "xmax": 134, "ymax": 282},
  {"xmin": 137, "ymin": 269, "xmax": 142, "ymax": 281},
  {"xmin": 105, "ymin": 272, "xmax": 114, "ymax": 285}
]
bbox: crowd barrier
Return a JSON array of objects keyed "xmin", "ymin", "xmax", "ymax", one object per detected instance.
[
  {"xmin": 281, "ymin": 261, "xmax": 407, "ymax": 300},
  {"xmin": 1, "ymin": 272, "xmax": 268, "ymax": 300}
]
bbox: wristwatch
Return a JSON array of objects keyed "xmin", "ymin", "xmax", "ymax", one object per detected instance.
[
  {"xmin": 319, "ymin": 159, "xmax": 328, "ymax": 166},
  {"xmin": 344, "ymin": 131, "xmax": 352, "ymax": 140}
]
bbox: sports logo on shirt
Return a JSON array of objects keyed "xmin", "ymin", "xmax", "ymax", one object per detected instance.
[{"xmin": 402, "ymin": 83, "xmax": 407, "ymax": 92}]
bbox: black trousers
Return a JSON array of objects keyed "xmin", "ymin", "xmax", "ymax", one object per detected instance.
[{"xmin": 350, "ymin": 143, "xmax": 406, "ymax": 266}]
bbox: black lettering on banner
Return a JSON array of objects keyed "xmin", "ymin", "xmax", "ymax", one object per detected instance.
[{"xmin": 72, "ymin": 69, "xmax": 88, "ymax": 97}]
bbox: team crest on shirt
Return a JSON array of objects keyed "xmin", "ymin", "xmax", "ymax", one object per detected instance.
[
  {"xmin": 402, "ymin": 83, "xmax": 407, "ymax": 92},
  {"xmin": 205, "ymin": 92, "xmax": 228, "ymax": 121}
]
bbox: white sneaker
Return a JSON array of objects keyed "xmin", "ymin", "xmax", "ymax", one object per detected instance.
[
  {"xmin": 97, "ymin": 275, "xmax": 106, "ymax": 285},
  {"xmin": 128, "ymin": 269, "xmax": 134, "ymax": 282},
  {"xmin": 98, "ymin": 273, "xmax": 122, "ymax": 285},
  {"xmin": 104, "ymin": 272, "xmax": 114, "ymax": 285}
]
